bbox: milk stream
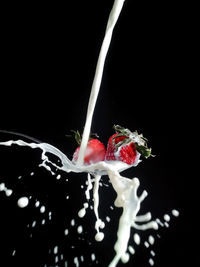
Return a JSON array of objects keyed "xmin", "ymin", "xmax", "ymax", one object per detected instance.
[
  {"xmin": 0, "ymin": 0, "xmax": 179, "ymax": 266},
  {"xmin": 77, "ymin": 0, "xmax": 126, "ymax": 166}
]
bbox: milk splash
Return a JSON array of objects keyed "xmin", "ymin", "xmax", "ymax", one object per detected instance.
[
  {"xmin": 0, "ymin": 0, "xmax": 179, "ymax": 266},
  {"xmin": 0, "ymin": 137, "xmax": 160, "ymax": 266}
]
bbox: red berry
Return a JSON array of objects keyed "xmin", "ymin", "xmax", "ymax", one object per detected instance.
[
  {"xmin": 73, "ymin": 139, "xmax": 106, "ymax": 165},
  {"xmin": 106, "ymin": 133, "xmax": 137, "ymax": 165},
  {"xmin": 118, "ymin": 143, "xmax": 137, "ymax": 165}
]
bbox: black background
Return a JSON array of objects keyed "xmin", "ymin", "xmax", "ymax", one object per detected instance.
[{"xmin": 0, "ymin": 0, "xmax": 195, "ymax": 266}]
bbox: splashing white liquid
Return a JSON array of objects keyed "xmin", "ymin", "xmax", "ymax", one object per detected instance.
[
  {"xmin": 0, "ymin": 0, "xmax": 179, "ymax": 266},
  {"xmin": 0, "ymin": 138, "xmax": 159, "ymax": 265}
]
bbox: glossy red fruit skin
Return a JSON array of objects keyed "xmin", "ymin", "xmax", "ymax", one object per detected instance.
[
  {"xmin": 105, "ymin": 134, "xmax": 119, "ymax": 161},
  {"xmin": 106, "ymin": 133, "xmax": 137, "ymax": 165},
  {"xmin": 73, "ymin": 139, "xmax": 106, "ymax": 165}
]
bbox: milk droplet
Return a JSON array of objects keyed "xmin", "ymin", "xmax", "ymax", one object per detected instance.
[
  {"xmin": 144, "ymin": 241, "xmax": 149, "ymax": 248},
  {"xmin": 0, "ymin": 183, "xmax": 5, "ymax": 191},
  {"xmin": 133, "ymin": 233, "xmax": 140, "ymax": 245},
  {"xmin": 54, "ymin": 246, "xmax": 58, "ymax": 254},
  {"xmin": 35, "ymin": 201, "xmax": 40, "ymax": 207},
  {"xmin": 91, "ymin": 253, "xmax": 96, "ymax": 261},
  {"xmin": 95, "ymin": 232, "xmax": 104, "ymax": 242},
  {"xmin": 148, "ymin": 235, "xmax": 155, "ymax": 245},
  {"xmin": 55, "ymin": 255, "xmax": 59, "ymax": 263},
  {"xmin": 77, "ymin": 225, "xmax": 83, "ymax": 234},
  {"xmin": 32, "ymin": 221, "xmax": 36, "ymax": 228},
  {"xmin": 40, "ymin": 206, "xmax": 45, "ymax": 213},
  {"xmin": 128, "ymin": 246, "xmax": 135, "ymax": 255},
  {"xmin": 17, "ymin": 197, "xmax": 29, "ymax": 208},
  {"xmin": 150, "ymin": 250, "xmax": 156, "ymax": 257},
  {"xmin": 5, "ymin": 189, "xmax": 13, "ymax": 197},
  {"xmin": 106, "ymin": 216, "xmax": 111, "ymax": 222},
  {"xmin": 74, "ymin": 256, "xmax": 79, "ymax": 267},
  {"xmin": 78, "ymin": 203, "xmax": 89, "ymax": 218},
  {"xmin": 164, "ymin": 222, "xmax": 169, "ymax": 228},
  {"xmin": 164, "ymin": 214, "xmax": 170, "ymax": 222},
  {"xmin": 149, "ymin": 258, "xmax": 154, "ymax": 266},
  {"xmin": 172, "ymin": 209, "xmax": 179, "ymax": 217},
  {"xmin": 156, "ymin": 218, "xmax": 164, "ymax": 227},
  {"xmin": 12, "ymin": 250, "xmax": 16, "ymax": 256},
  {"xmin": 78, "ymin": 208, "xmax": 86, "ymax": 218},
  {"xmin": 71, "ymin": 219, "xmax": 75, "ymax": 226},
  {"xmin": 64, "ymin": 229, "xmax": 69, "ymax": 236},
  {"xmin": 56, "ymin": 174, "xmax": 61, "ymax": 180}
]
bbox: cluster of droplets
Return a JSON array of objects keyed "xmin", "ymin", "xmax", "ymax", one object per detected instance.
[
  {"xmin": 0, "ymin": 167, "xmax": 105, "ymax": 266},
  {"xmin": 0, "ymin": 138, "xmax": 180, "ymax": 266},
  {"xmin": 1, "ymin": 173, "xmax": 52, "ymax": 226},
  {"xmin": 129, "ymin": 209, "xmax": 180, "ymax": 266}
]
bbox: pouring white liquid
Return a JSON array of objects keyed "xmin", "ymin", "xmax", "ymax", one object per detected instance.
[{"xmin": 0, "ymin": 0, "xmax": 179, "ymax": 266}]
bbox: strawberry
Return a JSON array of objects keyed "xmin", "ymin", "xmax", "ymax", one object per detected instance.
[
  {"xmin": 72, "ymin": 130, "xmax": 106, "ymax": 165},
  {"xmin": 105, "ymin": 125, "xmax": 152, "ymax": 165}
]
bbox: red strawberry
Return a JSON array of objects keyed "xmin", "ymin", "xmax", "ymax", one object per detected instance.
[
  {"xmin": 72, "ymin": 131, "xmax": 106, "ymax": 165},
  {"xmin": 106, "ymin": 125, "xmax": 152, "ymax": 165}
]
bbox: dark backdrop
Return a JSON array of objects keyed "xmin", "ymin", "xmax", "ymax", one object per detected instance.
[{"xmin": 0, "ymin": 1, "xmax": 193, "ymax": 266}]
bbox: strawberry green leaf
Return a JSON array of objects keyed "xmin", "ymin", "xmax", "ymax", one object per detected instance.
[
  {"xmin": 135, "ymin": 143, "xmax": 152, "ymax": 158},
  {"xmin": 71, "ymin": 130, "xmax": 82, "ymax": 145}
]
